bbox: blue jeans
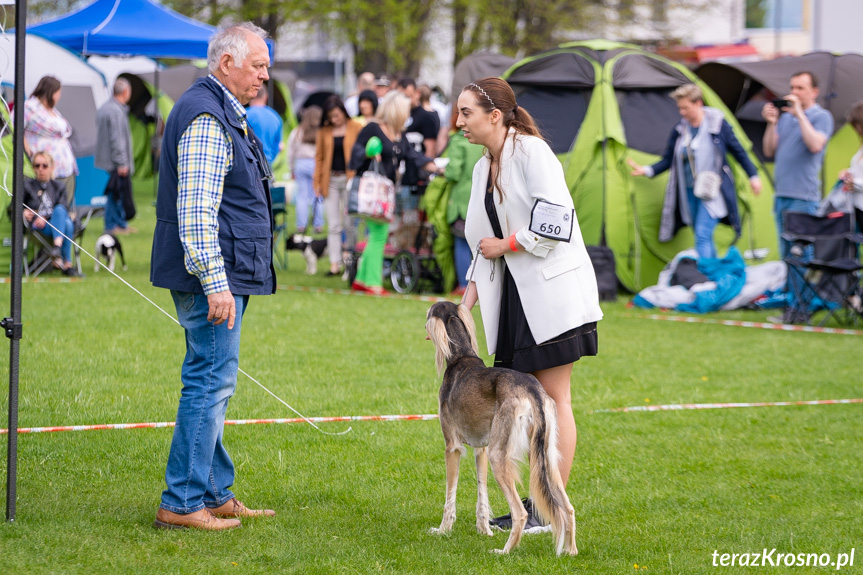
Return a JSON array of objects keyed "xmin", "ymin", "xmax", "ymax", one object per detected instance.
[
  {"xmin": 104, "ymin": 194, "xmax": 127, "ymax": 232},
  {"xmin": 38, "ymin": 204, "xmax": 75, "ymax": 263},
  {"xmin": 453, "ymin": 235, "xmax": 471, "ymax": 288},
  {"xmin": 687, "ymin": 188, "xmax": 719, "ymax": 260},
  {"xmin": 294, "ymin": 158, "xmax": 324, "ymax": 231},
  {"xmin": 774, "ymin": 197, "xmax": 818, "ymax": 258},
  {"xmin": 160, "ymin": 290, "xmax": 248, "ymax": 514}
]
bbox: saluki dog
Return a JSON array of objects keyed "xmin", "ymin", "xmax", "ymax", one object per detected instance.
[{"xmin": 425, "ymin": 300, "xmax": 577, "ymax": 555}]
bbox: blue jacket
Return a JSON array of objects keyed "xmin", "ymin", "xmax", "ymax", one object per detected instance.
[
  {"xmin": 650, "ymin": 109, "xmax": 758, "ymax": 242},
  {"xmin": 151, "ymin": 77, "xmax": 276, "ymax": 296}
]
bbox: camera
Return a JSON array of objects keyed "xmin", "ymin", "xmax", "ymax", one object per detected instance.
[{"xmin": 771, "ymin": 98, "xmax": 791, "ymax": 109}]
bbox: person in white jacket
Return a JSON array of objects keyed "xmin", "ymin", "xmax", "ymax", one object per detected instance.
[
  {"xmin": 838, "ymin": 100, "xmax": 863, "ymax": 232},
  {"xmin": 457, "ymin": 77, "xmax": 603, "ymax": 530}
]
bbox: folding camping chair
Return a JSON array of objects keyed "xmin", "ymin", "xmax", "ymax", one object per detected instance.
[
  {"xmin": 22, "ymin": 219, "xmax": 58, "ymax": 277},
  {"xmin": 782, "ymin": 211, "xmax": 863, "ymax": 326}
]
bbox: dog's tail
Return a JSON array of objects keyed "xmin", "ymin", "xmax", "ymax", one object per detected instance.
[{"xmin": 528, "ymin": 391, "xmax": 577, "ymax": 556}]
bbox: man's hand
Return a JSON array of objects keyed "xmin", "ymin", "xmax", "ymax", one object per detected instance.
[
  {"xmin": 762, "ymin": 102, "xmax": 779, "ymax": 124},
  {"xmin": 117, "ymin": 166, "xmax": 130, "ymax": 177},
  {"xmin": 207, "ymin": 290, "xmax": 236, "ymax": 329},
  {"xmin": 785, "ymin": 94, "xmax": 804, "ymax": 119}
]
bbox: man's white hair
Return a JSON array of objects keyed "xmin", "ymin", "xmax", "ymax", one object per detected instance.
[{"xmin": 207, "ymin": 22, "xmax": 269, "ymax": 74}]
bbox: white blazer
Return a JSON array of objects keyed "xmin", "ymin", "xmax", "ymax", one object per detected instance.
[{"xmin": 465, "ymin": 131, "xmax": 603, "ymax": 355}]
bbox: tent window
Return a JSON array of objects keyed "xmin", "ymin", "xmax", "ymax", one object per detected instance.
[
  {"xmin": 618, "ymin": 89, "xmax": 680, "ymax": 156},
  {"xmin": 512, "ymin": 87, "xmax": 591, "ymax": 155}
]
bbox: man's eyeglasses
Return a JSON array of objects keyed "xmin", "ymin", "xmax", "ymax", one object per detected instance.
[{"xmin": 33, "ymin": 163, "xmax": 49, "ymax": 169}]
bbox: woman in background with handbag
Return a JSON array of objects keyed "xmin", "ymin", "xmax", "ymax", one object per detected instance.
[
  {"xmin": 348, "ymin": 91, "xmax": 442, "ymax": 294},
  {"xmin": 315, "ymin": 95, "xmax": 364, "ymax": 276},
  {"xmin": 628, "ymin": 83, "xmax": 761, "ymax": 259}
]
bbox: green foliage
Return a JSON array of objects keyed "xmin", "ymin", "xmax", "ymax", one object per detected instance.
[
  {"xmin": 0, "ymin": 190, "xmax": 860, "ymax": 572},
  {"xmin": 746, "ymin": 0, "xmax": 769, "ymax": 29}
]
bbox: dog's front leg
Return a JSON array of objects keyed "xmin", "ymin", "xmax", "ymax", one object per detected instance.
[
  {"xmin": 429, "ymin": 445, "xmax": 464, "ymax": 535},
  {"xmin": 474, "ymin": 446, "xmax": 493, "ymax": 536}
]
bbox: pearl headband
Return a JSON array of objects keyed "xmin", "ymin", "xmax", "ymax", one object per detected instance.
[{"xmin": 468, "ymin": 83, "xmax": 496, "ymax": 110}]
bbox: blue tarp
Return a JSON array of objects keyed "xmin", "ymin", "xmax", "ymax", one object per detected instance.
[
  {"xmin": 28, "ymin": 0, "xmax": 273, "ymax": 61},
  {"xmin": 676, "ymin": 248, "xmax": 747, "ymax": 313}
]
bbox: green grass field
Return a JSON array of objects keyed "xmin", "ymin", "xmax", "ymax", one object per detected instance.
[{"xmin": 0, "ymin": 196, "xmax": 861, "ymax": 574}]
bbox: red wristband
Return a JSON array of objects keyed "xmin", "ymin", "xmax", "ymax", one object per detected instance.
[{"xmin": 509, "ymin": 234, "xmax": 518, "ymax": 252}]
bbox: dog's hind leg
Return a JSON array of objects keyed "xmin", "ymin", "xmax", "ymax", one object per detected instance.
[
  {"xmin": 429, "ymin": 444, "xmax": 464, "ymax": 535},
  {"xmin": 488, "ymin": 451, "xmax": 528, "ymax": 554},
  {"xmin": 474, "ymin": 446, "xmax": 494, "ymax": 536}
]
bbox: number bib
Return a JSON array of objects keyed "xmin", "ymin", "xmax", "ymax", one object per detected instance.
[{"xmin": 529, "ymin": 200, "xmax": 574, "ymax": 242}]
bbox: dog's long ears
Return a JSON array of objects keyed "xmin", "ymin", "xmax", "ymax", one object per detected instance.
[
  {"xmin": 426, "ymin": 317, "xmax": 451, "ymax": 376},
  {"xmin": 456, "ymin": 304, "xmax": 479, "ymax": 357}
]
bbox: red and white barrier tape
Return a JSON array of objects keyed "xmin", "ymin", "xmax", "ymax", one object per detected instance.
[
  {"xmin": 5, "ymin": 398, "xmax": 862, "ymax": 434},
  {"xmin": 0, "ymin": 413, "xmax": 440, "ymax": 435},
  {"xmin": 629, "ymin": 313, "xmax": 863, "ymax": 336},
  {"xmin": 594, "ymin": 398, "xmax": 863, "ymax": 413}
]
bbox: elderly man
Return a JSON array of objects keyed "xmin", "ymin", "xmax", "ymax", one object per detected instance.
[
  {"xmin": 150, "ymin": 22, "xmax": 276, "ymax": 531},
  {"xmin": 96, "ymin": 77, "xmax": 135, "ymax": 234}
]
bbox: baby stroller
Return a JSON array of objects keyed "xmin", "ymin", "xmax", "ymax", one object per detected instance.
[{"xmin": 386, "ymin": 212, "xmax": 444, "ymax": 293}]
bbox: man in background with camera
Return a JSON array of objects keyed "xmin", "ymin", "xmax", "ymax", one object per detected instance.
[{"xmin": 762, "ymin": 71, "xmax": 834, "ymax": 258}]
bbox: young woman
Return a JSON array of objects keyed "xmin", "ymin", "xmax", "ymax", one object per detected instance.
[
  {"xmin": 355, "ymin": 90, "xmax": 378, "ymax": 126},
  {"xmin": 457, "ymin": 77, "xmax": 603, "ymax": 529},
  {"xmin": 314, "ymin": 96, "xmax": 364, "ymax": 275},
  {"xmin": 628, "ymin": 83, "xmax": 762, "ymax": 260},
  {"xmin": 838, "ymin": 100, "xmax": 863, "ymax": 231},
  {"xmin": 348, "ymin": 91, "xmax": 441, "ymax": 294}
]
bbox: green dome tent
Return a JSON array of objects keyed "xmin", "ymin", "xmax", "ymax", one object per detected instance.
[{"xmin": 501, "ymin": 40, "xmax": 777, "ymax": 292}]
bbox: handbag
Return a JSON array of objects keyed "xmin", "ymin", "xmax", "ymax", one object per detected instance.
[
  {"xmin": 356, "ymin": 160, "xmax": 396, "ymax": 223},
  {"xmin": 693, "ymin": 171, "xmax": 721, "ymax": 201},
  {"xmin": 686, "ymin": 132, "xmax": 722, "ymax": 202},
  {"xmin": 104, "ymin": 169, "xmax": 136, "ymax": 221},
  {"xmin": 686, "ymin": 135, "xmax": 722, "ymax": 202}
]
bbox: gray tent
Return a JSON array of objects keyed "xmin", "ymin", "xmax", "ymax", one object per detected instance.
[
  {"xmin": 696, "ymin": 52, "xmax": 863, "ymax": 190},
  {"xmin": 450, "ymin": 52, "xmax": 517, "ymax": 102}
]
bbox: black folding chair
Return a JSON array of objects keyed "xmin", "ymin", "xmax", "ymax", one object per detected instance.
[
  {"xmin": 22, "ymin": 219, "xmax": 57, "ymax": 277},
  {"xmin": 783, "ymin": 211, "xmax": 863, "ymax": 326}
]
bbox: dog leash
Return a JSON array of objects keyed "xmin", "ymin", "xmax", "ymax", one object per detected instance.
[{"xmin": 461, "ymin": 240, "xmax": 495, "ymax": 307}]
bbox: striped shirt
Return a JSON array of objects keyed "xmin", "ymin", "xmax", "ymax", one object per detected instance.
[{"xmin": 177, "ymin": 75, "xmax": 247, "ymax": 295}]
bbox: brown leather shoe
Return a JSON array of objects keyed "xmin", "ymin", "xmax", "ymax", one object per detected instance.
[
  {"xmin": 153, "ymin": 507, "xmax": 241, "ymax": 530},
  {"xmin": 208, "ymin": 498, "xmax": 275, "ymax": 518}
]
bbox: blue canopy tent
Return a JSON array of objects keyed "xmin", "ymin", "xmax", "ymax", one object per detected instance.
[
  {"xmin": 30, "ymin": 0, "xmax": 214, "ymax": 59},
  {"xmin": 27, "ymin": 0, "xmax": 274, "ymax": 60}
]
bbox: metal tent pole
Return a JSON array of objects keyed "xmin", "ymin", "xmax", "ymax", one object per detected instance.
[{"xmin": 4, "ymin": 0, "xmax": 27, "ymax": 523}]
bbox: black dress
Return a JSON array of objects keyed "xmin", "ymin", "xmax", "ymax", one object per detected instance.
[{"xmin": 485, "ymin": 172, "xmax": 597, "ymax": 372}]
